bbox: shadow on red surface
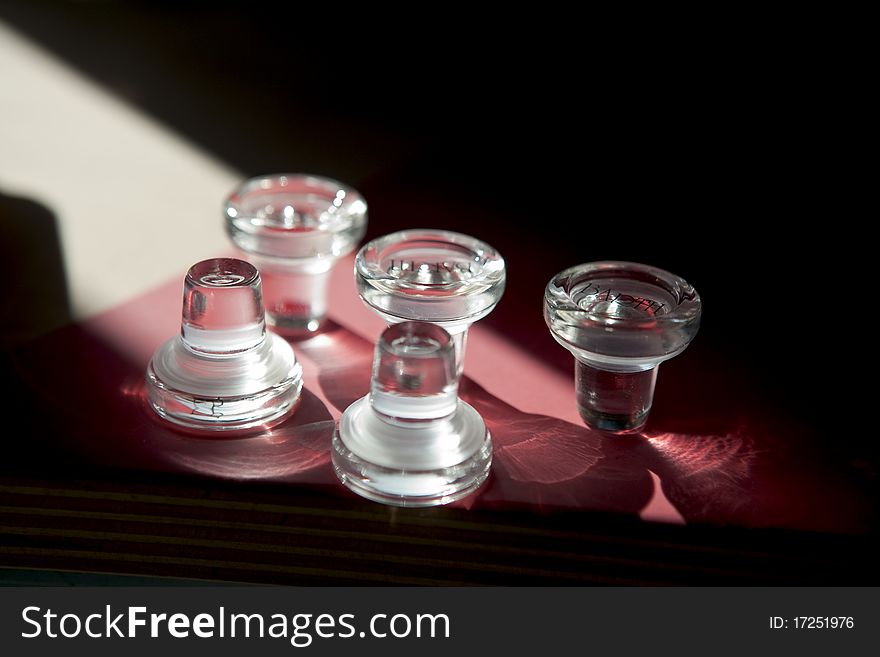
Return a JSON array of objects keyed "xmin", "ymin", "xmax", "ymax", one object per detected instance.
[
  {"xmin": 0, "ymin": 261, "xmax": 876, "ymax": 586},
  {"xmin": 6, "ymin": 324, "xmax": 335, "ymax": 486}
]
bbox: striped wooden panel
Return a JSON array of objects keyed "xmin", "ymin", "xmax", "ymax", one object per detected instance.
[{"xmin": 1, "ymin": 476, "xmax": 874, "ymax": 586}]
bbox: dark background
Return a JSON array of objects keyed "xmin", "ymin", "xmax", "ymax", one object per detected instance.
[
  {"xmin": 2, "ymin": 2, "xmax": 865, "ymax": 429},
  {"xmin": 0, "ymin": 3, "xmax": 872, "ymax": 492}
]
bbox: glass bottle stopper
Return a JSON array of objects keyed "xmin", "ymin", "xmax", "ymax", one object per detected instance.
[
  {"xmin": 355, "ymin": 229, "xmax": 505, "ymax": 373},
  {"xmin": 332, "ymin": 321, "xmax": 493, "ymax": 507},
  {"xmin": 146, "ymin": 258, "xmax": 303, "ymax": 431},
  {"xmin": 224, "ymin": 174, "xmax": 367, "ymax": 335},
  {"xmin": 544, "ymin": 261, "xmax": 701, "ymax": 434}
]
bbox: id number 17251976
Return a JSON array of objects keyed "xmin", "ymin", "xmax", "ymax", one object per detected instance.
[{"xmin": 769, "ymin": 617, "xmax": 854, "ymax": 629}]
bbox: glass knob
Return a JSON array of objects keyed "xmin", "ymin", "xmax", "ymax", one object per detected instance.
[
  {"xmin": 354, "ymin": 229, "xmax": 505, "ymax": 373},
  {"xmin": 544, "ymin": 261, "xmax": 701, "ymax": 434},
  {"xmin": 332, "ymin": 321, "xmax": 492, "ymax": 506},
  {"xmin": 146, "ymin": 258, "xmax": 303, "ymax": 431},
  {"xmin": 225, "ymin": 174, "xmax": 367, "ymax": 335}
]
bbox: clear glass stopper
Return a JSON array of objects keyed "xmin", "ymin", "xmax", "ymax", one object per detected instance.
[
  {"xmin": 332, "ymin": 321, "xmax": 492, "ymax": 507},
  {"xmin": 355, "ymin": 229, "xmax": 505, "ymax": 372},
  {"xmin": 544, "ymin": 261, "xmax": 701, "ymax": 434},
  {"xmin": 146, "ymin": 258, "xmax": 303, "ymax": 431},
  {"xmin": 224, "ymin": 174, "xmax": 367, "ymax": 335}
]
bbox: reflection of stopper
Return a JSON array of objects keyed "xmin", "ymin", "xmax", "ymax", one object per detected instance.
[
  {"xmin": 146, "ymin": 258, "xmax": 303, "ymax": 431},
  {"xmin": 544, "ymin": 261, "xmax": 701, "ymax": 434},
  {"xmin": 332, "ymin": 321, "xmax": 492, "ymax": 507},
  {"xmin": 224, "ymin": 174, "xmax": 367, "ymax": 335},
  {"xmin": 355, "ymin": 229, "xmax": 505, "ymax": 372}
]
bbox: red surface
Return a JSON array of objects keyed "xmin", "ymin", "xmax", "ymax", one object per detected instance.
[{"xmin": 8, "ymin": 255, "xmax": 874, "ymax": 534}]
